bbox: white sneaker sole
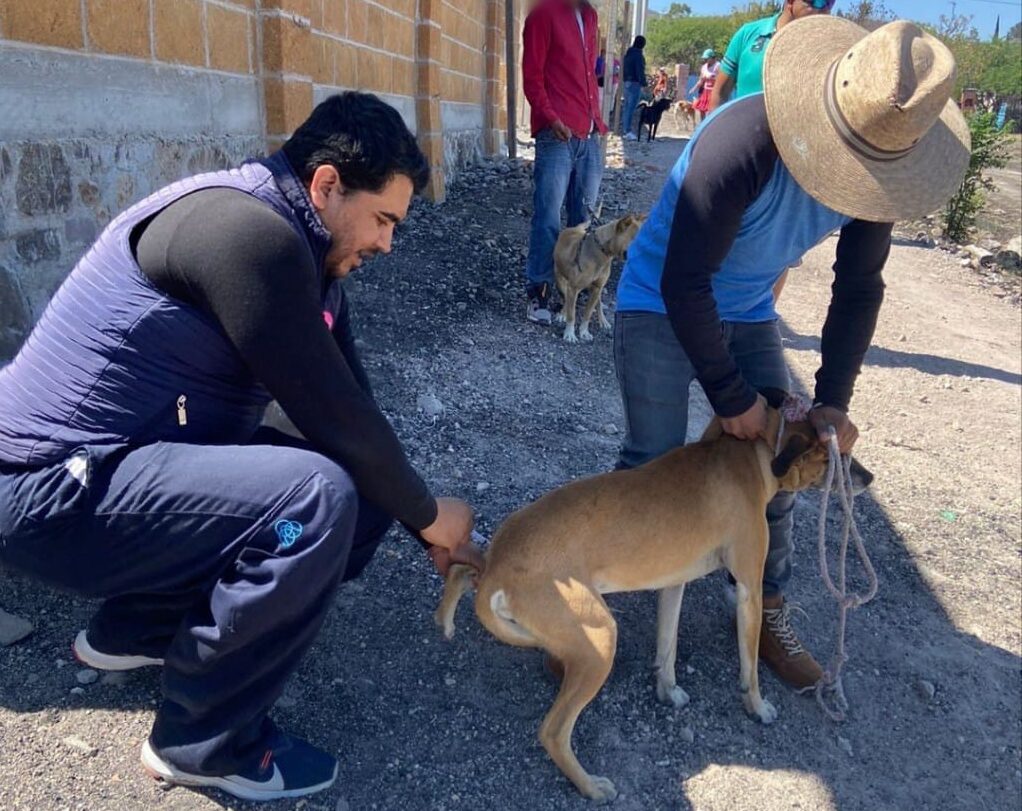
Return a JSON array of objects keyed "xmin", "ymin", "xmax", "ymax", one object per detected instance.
[
  {"xmin": 73, "ymin": 630, "xmax": 164, "ymax": 671},
  {"xmin": 141, "ymin": 740, "xmax": 337, "ymax": 802}
]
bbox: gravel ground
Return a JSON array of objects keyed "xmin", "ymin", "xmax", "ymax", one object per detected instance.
[{"xmin": 1, "ymin": 132, "xmax": 1020, "ymax": 811}]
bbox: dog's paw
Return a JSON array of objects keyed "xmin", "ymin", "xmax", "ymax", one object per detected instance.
[
  {"xmin": 554, "ymin": 311, "xmax": 567, "ymax": 325},
  {"xmin": 563, "ymin": 327, "xmax": 578, "ymax": 344},
  {"xmin": 598, "ymin": 316, "xmax": 612, "ymax": 331},
  {"xmin": 579, "ymin": 328, "xmax": 594, "ymax": 343},
  {"xmin": 743, "ymin": 693, "xmax": 778, "ymax": 725},
  {"xmin": 656, "ymin": 681, "xmax": 690, "ymax": 708},
  {"xmin": 581, "ymin": 775, "xmax": 618, "ymax": 804}
]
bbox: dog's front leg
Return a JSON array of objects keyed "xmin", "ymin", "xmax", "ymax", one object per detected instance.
[
  {"xmin": 654, "ymin": 585, "xmax": 689, "ymax": 708},
  {"xmin": 731, "ymin": 529, "xmax": 778, "ymax": 724},
  {"xmin": 562, "ymin": 286, "xmax": 582, "ymax": 343}
]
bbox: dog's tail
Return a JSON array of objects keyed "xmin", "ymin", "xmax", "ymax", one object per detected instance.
[
  {"xmin": 435, "ymin": 563, "xmax": 477, "ymax": 640},
  {"xmin": 435, "ymin": 562, "xmax": 540, "ymax": 647}
]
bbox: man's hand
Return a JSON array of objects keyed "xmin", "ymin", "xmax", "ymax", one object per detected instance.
[
  {"xmin": 550, "ymin": 119, "xmax": 572, "ymax": 142},
  {"xmin": 720, "ymin": 394, "xmax": 768, "ymax": 442},
  {"xmin": 809, "ymin": 405, "xmax": 859, "ymax": 454},
  {"xmin": 421, "ymin": 497, "xmax": 484, "ymax": 575}
]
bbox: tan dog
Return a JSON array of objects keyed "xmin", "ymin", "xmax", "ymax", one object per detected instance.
[
  {"xmin": 553, "ymin": 214, "xmax": 644, "ymax": 344},
  {"xmin": 673, "ymin": 99, "xmax": 698, "ymax": 131},
  {"xmin": 437, "ymin": 408, "xmax": 866, "ymax": 802}
]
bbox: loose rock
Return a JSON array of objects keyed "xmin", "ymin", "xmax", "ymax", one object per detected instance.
[
  {"xmin": 0, "ymin": 608, "xmax": 33, "ymax": 646},
  {"xmin": 915, "ymin": 679, "xmax": 937, "ymax": 702},
  {"xmin": 417, "ymin": 393, "xmax": 445, "ymax": 418},
  {"xmin": 62, "ymin": 736, "xmax": 98, "ymax": 757},
  {"xmin": 75, "ymin": 669, "xmax": 99, "ymax": 685}
]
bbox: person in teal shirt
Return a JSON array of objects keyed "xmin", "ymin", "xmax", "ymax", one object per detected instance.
[{"xmin": 710, "ymin": 0, "xmax": 834, "ymax": 111}]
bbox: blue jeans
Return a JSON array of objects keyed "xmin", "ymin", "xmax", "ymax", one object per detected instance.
[
  {"xmin": 525, "ymin": 129, "xmax": 604, "ymax": 292},
  {"xmin": 621, "ymin": 81, "xmax": 642, "ymax": 134},
  {"xmin": 613, "ymin": 312, "xmax": 795, "ymax": 596}
]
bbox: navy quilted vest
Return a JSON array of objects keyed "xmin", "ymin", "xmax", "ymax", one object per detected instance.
[{"xmin": 0, "ymin": 153, "xmax": 339, "ymax": 465}]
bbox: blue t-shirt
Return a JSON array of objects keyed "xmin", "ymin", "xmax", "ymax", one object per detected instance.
[{"xmin": 617, "ymin": 97, "xmax": 851, "ymax": 323}]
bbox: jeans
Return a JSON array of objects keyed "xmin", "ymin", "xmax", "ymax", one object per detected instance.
[
  {"xmin": 0, "ymin": 427, "xmax": 392, "ymax": 776},
  {"xmin": 621, "ymin": 81, "xmax": 642, "ymax": 135},
  {"xmin": 613, "ymin": 312, "xmax": 795, "ymax": 597},
  {"xmin": 524, "ymin": 129, "xmax": 604, "ymax": 293}
]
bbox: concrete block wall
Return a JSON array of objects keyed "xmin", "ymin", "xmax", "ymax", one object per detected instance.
[{"xmin": 0, "ymin": 0, "xmax": 516, "ymax": 357}]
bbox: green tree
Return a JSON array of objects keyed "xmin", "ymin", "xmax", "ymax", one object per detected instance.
[
  {"xmin": 944, "ymin": 38, "xmax": 1022, "ymax": 97},
  {"xmin": 1007, "ymin": 21, "xmax": 1022, "ymax": 42},
  {"xmin": 943, "ymin": 112, "xmax": 1013, "ymax": 243},
  {"xmin": 664, "ymin": 3, "xmax": 692, "ymax": 19},
  {"xmin": 645, "ymin": 15, "xmax": 735, "ymax": 68},
  {"xmin": 837, "ymin": 1, "xmax": 894, "ymax": 27},
  {"xmin": 937, "ymin": 13, "xmax": 978, "ymax": 41}
]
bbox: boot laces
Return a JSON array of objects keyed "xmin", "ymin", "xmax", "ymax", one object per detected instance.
[{"xmin": 764, "ymin": 601, "xmax": 809, "ymax": 657}]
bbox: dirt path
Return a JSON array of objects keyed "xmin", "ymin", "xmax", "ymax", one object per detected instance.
[{"xmin": 1, "ymin": 135, "xmax": 1019, "ymax": 811}]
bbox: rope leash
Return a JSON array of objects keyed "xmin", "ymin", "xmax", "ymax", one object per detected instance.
[{"xmin": 813, "ymin": 427, "xmax": 879, "ymax": 722}]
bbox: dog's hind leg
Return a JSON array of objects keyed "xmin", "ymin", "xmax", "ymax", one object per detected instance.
[
  {"xmin": 728, "ymin": 523, "xmax": 777, "ymax": 724},
  {"xmin": 578, "ymin": 277, "xmax": 609, "ymax": 340},
  {"xmin": 537, "ymin": 589, "xmax": 618, "ymax": 802},
  {"xmin": 554, "ymin": 275, "xmax": 567, "ymax": 325},
  {"xmin": 654, "ymin": 585, "xmax": 689, "ymax": 707}
]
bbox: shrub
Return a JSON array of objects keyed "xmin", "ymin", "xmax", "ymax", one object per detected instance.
[{"xmin": 942, "ymin": 112, "xmax": 1014, "ymax": 243}]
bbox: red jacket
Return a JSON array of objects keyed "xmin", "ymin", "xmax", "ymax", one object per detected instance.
[{"xmin": 522, "ymin": 0, "xmax": 606, "ymax": 138}]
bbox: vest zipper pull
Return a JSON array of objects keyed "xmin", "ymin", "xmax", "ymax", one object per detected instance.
[{"xmin": 177, "ymin": 395, "xmax": 188, "ymax": 427}]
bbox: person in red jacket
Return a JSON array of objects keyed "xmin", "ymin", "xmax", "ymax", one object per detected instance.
[{"xmin": 522, "ymin": 0, "xmax": 607, "ymax": 325}]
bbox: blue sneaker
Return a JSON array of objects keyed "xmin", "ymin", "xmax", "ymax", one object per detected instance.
[{"xmin": 141, "ymin": 735, "xmax": 338, "ymax": 802}]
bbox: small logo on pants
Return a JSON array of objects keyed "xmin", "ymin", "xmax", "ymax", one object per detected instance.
[{"xmin": 274, "ymin": 519, "xmax": 303, "ymax": 549}]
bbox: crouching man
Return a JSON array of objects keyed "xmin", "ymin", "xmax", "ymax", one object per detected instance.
[
  {"xmin": 0, "ymin": 93, "xmax": 481, "ymax": 801},
  {"xmin": 613, "ymin": 20, "xmax": 968, "ymax": 690}
]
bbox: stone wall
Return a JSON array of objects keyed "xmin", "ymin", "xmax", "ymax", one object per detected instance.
[{"xmin": 0, "ymin": 0, "xmax": 517, "ymax": 357}]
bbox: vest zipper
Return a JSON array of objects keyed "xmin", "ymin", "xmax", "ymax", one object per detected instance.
[{"xmin": 177, "ymin": 395, "xmax": 188, "ymax": 427}]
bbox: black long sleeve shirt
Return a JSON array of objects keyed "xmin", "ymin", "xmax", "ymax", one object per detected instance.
[
  {"xmin": 133, "ymin": 188, "xmax": 438, "ymax": 530},
  {"xmin": 659, "ymin": 96, "xmax": 891, "ymax": 415}
]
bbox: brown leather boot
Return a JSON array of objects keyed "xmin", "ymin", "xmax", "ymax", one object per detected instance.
[{"xmin": 759, "ymin": 595, "xmax": 823, "ymax": 693}]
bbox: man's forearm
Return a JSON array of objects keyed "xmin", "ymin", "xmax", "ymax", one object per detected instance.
[{"xmin": 815, "ymin": 220, "xmax": 892, "ymax": 410}]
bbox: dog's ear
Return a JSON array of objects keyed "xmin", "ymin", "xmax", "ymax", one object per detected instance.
[
  {"xmin": 616, "ymin": 214, "xmax": 638, "ymax": 232},
  {"xmin": 771, "ymin": 433, "xmax": 812, "ymax": 479},
  {"xmin": 848, "ymin": 457, "xmax": 874, "ymax": 495},
  {"xmin": 758, "ymin": 387, "xmax": 788, "ymax": 410}
]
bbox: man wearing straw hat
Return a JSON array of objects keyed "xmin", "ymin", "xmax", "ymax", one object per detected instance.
[{"xmin": 613, "ymin": 17, "xmax": 970, "ymax": 691}]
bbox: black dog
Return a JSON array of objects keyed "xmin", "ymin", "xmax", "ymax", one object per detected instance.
[{"xmin": 635, "ymin": 98, "xmax": 673, "ymax": 142}]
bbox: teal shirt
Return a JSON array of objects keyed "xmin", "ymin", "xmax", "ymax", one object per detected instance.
[{"xmin": 720, "ymin": 13, "xmax": 780, "ymax": 98}]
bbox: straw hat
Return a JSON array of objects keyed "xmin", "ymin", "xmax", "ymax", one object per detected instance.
[{"xmin": 763, "ymin": 17, "xmax": 971, "ymax": 223}]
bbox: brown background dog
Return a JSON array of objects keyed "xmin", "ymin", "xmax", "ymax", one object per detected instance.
[{"xmin": 553, "ymin": 214, "xmax": 644, "ymax": 344}]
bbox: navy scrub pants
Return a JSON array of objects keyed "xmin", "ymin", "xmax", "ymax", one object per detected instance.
[{"xmin": 0, "ymin": 427, "xmax": 392, "ymax": 776}]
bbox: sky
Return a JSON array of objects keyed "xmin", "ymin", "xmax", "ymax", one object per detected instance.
[{"xmin": 646, "ymin": 0, "xmax": 1022, "ymax": 39}]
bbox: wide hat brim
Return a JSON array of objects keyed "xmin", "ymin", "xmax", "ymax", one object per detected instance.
[{"xmin": 763, "ymin": 16, "xmax": 971, "ymax": 223}]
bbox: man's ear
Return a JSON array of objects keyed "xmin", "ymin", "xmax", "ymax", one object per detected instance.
[
  {"xmin": 771, "ymin": 433, "xmax": 812, "ymax": 479},
  {"xmin": 307, "ymin": 164, "xmax": 342, "ymax": 212},
  {"xmin": 758, "ymin": 387, "xmax": 788, "ymax": 410}
]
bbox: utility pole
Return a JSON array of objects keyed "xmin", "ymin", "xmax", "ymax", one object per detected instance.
[{"xmin": 505, "ymin": 0, "xmax": 517, "ymax": 160}]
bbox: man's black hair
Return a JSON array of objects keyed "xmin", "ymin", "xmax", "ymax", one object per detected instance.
[
  {"xmin": 282, "ymin": 92, "xmax": 430, "ymax": 196},
  {"xmin": 633, "ymin": 36, "xmax": 646, "ymax": 49}
]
